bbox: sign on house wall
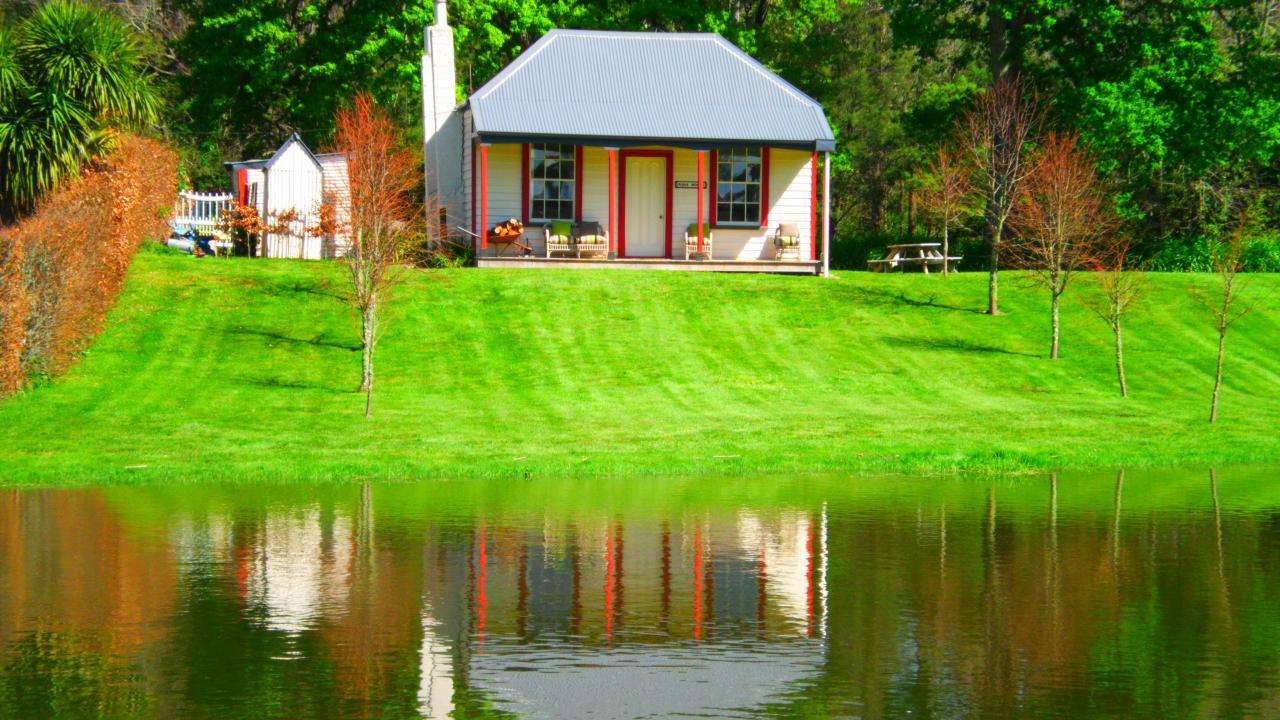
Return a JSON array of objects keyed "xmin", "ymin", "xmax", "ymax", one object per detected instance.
[{"xmin": 674, "ymin": 180, "xmax": 708, "ymax": 189}]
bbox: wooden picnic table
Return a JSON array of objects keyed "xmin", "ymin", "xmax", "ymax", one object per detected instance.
[{"xmin": 868, "ymin": 243, "xmax": 962, "ymax": 274}]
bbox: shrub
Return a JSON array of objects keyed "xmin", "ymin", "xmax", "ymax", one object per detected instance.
[
  {"xmin": 1148, "ymin": 234, "xmax": 1280, "ymax": 272},
  {"xmin": 1241, "ymin": 235, "xmax": 1280, "ymax": 272},
  {"xmin": 0, "ymin": 134, "xmax": 176, "ymax": 395}
]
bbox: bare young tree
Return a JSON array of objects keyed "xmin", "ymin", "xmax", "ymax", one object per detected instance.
[
  {"xmin": 962, "ymin": 76, "xmax": 1043, "ymax": 314},
  {"xmin": 1085, "ymin": 236, "xmax": 1145, "ymax": 397},
  {"xmin": 1203, "ymin": 225, "xmax": 1251, "ymax": 424},
  {"xmin": 1008, "ymin": 133, "xmax": 1113, "ymax": 360},
  {"xmin": 918, "ymin": 146, "xmax": 975, "ymax": 276},
  {"xmin": 334, "ymin": 93, "xmax": 424, "ymax": 417}
]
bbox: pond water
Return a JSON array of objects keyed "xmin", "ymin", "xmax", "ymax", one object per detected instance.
[{"xmin": 1, "ymin": 469, "xmax": 1278, "ymax": 719}]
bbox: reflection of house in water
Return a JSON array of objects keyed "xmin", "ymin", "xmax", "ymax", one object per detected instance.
[
  {"xmin": 162, "ymin": 498, "xmax": 829, "ymax": 718},
  {"xmin": 413, "ymin": 509, "xmax": 829, "ymax": 718},
  {"xmin": 171, "ymin": 505, "xmax": 355, "ymax": 634}
]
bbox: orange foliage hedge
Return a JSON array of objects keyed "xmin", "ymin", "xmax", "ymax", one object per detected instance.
[{"xmin": 0, "ymin": 134, "xmax": 177, "ymax": 395}]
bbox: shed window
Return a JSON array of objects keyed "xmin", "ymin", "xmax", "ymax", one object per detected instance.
[
  {"xmin": 530, "ymin": 143, "xmax": 576, "ymax": 221},
  {"xmin": 716, "ymin": 147, "xmax": 762, "ymax": 225}
]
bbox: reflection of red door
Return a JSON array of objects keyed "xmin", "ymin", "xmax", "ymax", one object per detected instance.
[{"xmin": 618, "ymin": 149, "xmax": 673, "ymax": 258}]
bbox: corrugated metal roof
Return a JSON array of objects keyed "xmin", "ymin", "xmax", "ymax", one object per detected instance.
[{"xmin": 469, "ymin": 30, "xmax": 835, "ymax": 152}]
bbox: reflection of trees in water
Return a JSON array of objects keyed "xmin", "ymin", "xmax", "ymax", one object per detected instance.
[{"xmin": 0, "ymin": 630, "xmax": 151, "ymax": 719}]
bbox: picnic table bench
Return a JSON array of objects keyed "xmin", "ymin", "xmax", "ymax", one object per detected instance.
[{"xmin": 868, "ymin": 243, "xmax": 962, "ymax": 274}]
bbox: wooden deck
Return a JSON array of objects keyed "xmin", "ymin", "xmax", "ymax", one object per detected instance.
[{"xmin": 476, "ymin": 256, "xmax": 822, "ymax": 275}]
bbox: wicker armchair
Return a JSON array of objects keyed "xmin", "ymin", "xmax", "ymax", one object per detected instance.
[
  {"xmin": 576, "ymin": 221, "xmax": 609, "ymax": 258},
  {"xmin": 771, "ymin": 223, "xmax": 802, "ymax": 260},
  {"xmin": 545, "ymin": 220, "xmax": 576, "ymax": 258},
  {"xmin": 683, "ymin": 222, "xmax": 714, "ymax": 260}
]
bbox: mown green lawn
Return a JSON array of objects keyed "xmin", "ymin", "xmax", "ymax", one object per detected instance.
[{"xmin": 1, "ymin": 254, "xmax": 1277, "ymax": 484}]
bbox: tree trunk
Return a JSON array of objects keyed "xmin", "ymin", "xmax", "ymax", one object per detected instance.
[
  {"xmin": 1050, "ymin": 288, "xmax": 1060, "ymax": 359},
  {"xmin": 360, "ymin": 298, "xmax": 376, "ymax": 417},
  {"xmin": 942, "ymin": 223, "xmax": 950, "ymax": 277},
  {"xmin": 987, "ymin": 217, "xmax": 1002, "ymax": 315},
  {"xmin": 907, "ymin": 189, "xmax": 916, "ymax": 237},
  {"xmin": 1114, "ymin": 317, "xmax": 1128, "ymax": 398},
  {"xmin": 1209, "ymin": 316, "xmax": 1227, "ymax": 424}
]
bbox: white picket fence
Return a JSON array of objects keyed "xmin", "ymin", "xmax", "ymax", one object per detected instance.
[{"xmin": 170, "ymin": 191, "xmax": 233, "ymax": 238}]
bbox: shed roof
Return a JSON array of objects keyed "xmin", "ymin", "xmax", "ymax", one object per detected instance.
[
  {"xmin": 225, "ymin": 133, "xmax": 324, "ymax": 170},
  {"xmin": 468, "ymin": 30, "xmax": 835, "ymax": 152}
]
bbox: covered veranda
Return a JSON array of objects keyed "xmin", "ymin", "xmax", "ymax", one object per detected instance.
[{"xmin": 460, "ymin": 30, "xmax": 836, "ymax": 275}]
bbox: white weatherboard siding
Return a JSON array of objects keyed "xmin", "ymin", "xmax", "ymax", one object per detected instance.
[
  {"xmin": 462, "ymin": 111, "xmax": 473, "ymax": 238},
  {"xmin": 484, "ymin": 144, "xmax": 522, "ymax": 227},
  {"xmin": 264, "ymin": 141, "xmax": 325, "ymax": 260},
  {"xmin": 317, "ymin": 154, "xmax": 353, "ymax": 255},
  {"xmin": 477, "ymin": 144, "xmax": 815, "ymax": 260}
]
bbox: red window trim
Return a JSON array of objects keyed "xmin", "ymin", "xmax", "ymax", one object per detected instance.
[
  {"xmin": 617, "ymin": 149, "xmax": 674, "ymax": 259},
  {"xmin": 574, "ymin": 145, "xmax": 584, "ymax": 223},
  {"xmin": 520, "ymin": 143, "xmax": 530, "ymax": 223},
  {"xmin": 712, "ymin": 146, "xmax": 770, "ymax": 229},
  {"xmin": 761, "ymin": 147, "xmax": 770, "ymax": 229},
  {"xmin": 525, "ymin": 143, "xmax": 582, "ymax": 224}
]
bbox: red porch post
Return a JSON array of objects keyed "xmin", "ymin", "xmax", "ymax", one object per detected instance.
[
  {"xmin": 810, "ymin": 152, "xmax": 818, "ymax": 261},
  {"xmin": 479, "ymin": 144, "xmax": 490, "ymax": 253},
  {"xmin": 696, "ymin": 150, "xmax": 706, "ymax": 254},
  {"xmin": 607, "ymin": 148, "xmax": 618, "ymax": 259}
]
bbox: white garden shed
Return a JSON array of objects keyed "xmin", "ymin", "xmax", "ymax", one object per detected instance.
[{"xmin": 226, "ymin": 134, "xmax": 352, "ymax": 260}]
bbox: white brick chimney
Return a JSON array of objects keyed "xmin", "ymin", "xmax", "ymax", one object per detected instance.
[{"xmin": 422, "ymin": 0, "xmax": 464, "ymax": 235}]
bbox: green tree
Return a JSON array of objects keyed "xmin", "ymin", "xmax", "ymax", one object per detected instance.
[{"xmin": 0, "ymin": 0, "xmax": 158, "ymax": 218}]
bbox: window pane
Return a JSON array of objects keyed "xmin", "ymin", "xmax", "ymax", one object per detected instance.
[
  {"xmin": 532, "ymin": 181, "xmax": 546, "ymax": 200},
  {"xmin": 746, "ymin": 184, "xmax": 759, "ymax": 204},
  {"xmin": 560, "ymin": 200, "xmax": 573, "ymax": 219},
  {"xmin": 717, "ymin": 202, "xmax": 731, "ymax": 220},
  {"xmin": 718, "ymin": 162, "xmax": 731, "ymax": 182},
  {"xmin": 745, "ymin": 162, "xmax": 760, "ymax": 182},
  {"xmin": 560, "ymin": 181, "xmax": 573, "ymax": 201},
  {"xmin": 746, "ymin": 204, "xmax": 759, "ymax": 224},
  {"xmin": 532, "ymin": 200, "xmax": 545, "ymax": 219},
  {"xmin": 732, "ymin": 204, "xmax": 745, "ymax": 223}
]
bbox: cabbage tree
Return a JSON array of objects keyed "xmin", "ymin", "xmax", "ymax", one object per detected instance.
[{"xmin": 0, "ymin": 0, "xmax": 157, "ymax": 219}]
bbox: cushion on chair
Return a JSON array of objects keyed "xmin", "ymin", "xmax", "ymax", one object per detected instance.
[
  {"xmin": 686, "ymin": 222, "xmax": 712, "ymax": 239},
  {"xmin": 774, "ymin": 236, "xmax": 801, "ymax": 247},
  {"xmin": 578, "ymin": 221, "xmax": 603, "ymax": 240},
  {"xmin": 550, "ymin": 220, "xmax": 573, "ymax": 240}
]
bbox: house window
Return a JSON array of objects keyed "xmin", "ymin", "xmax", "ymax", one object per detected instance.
[
  {"xmin": 716, "ymin": 147, "xmax": 762, "ymax": 225},
  {"xmin": 530, "ymin": 143, "xmax": 576, "ymax": 221}
]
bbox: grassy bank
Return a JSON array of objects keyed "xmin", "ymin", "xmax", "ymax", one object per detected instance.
[{"xmin": 0, "ymin": 254, "xmax": 1276, "ymax": 484}]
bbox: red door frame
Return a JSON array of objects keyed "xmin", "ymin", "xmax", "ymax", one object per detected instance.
[{"xmin": 618, "ymin": 149, "xmax": 674, "ymax": 258}]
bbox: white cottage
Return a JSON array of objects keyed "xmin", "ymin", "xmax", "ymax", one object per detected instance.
[
  {"xmin": 226, "ymin": 134, "xmax": 352, "ymax": 260},
  {"xmin": 421, "ymin": 1, "xmax": 835, "ymax": 274}
]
